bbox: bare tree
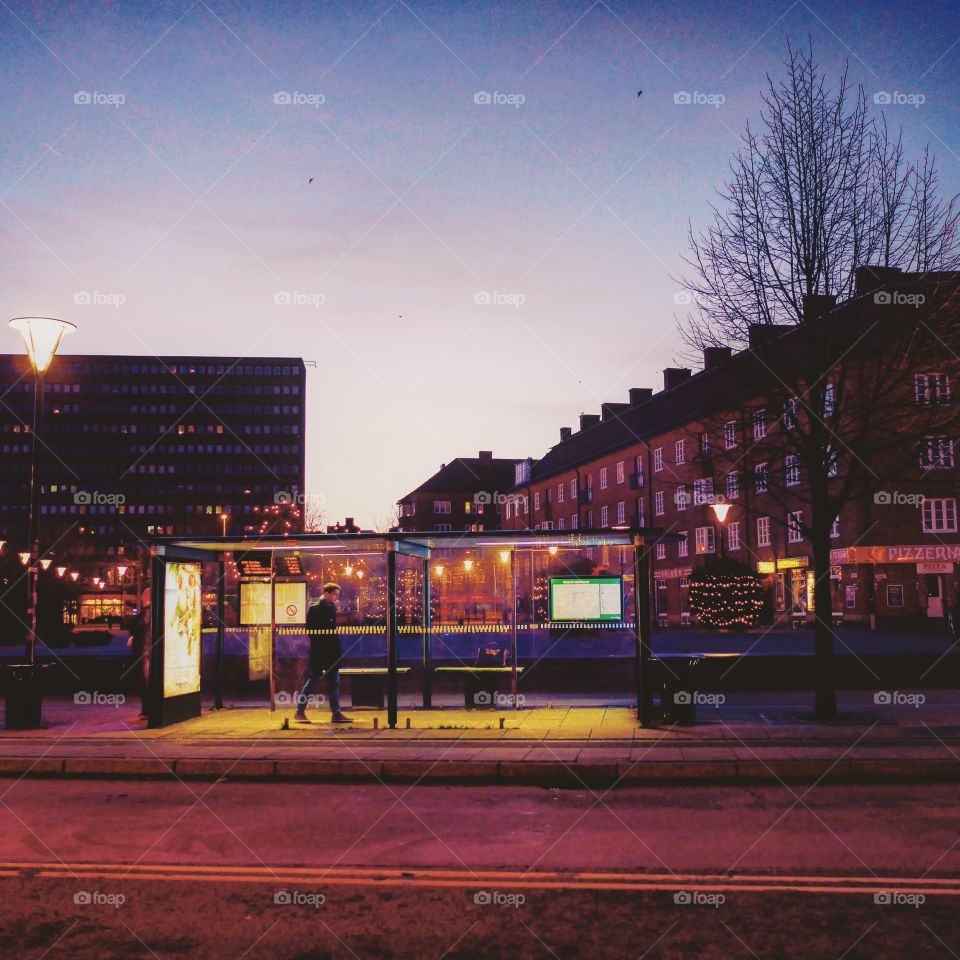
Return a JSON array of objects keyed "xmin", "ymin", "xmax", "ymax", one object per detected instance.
[{"xmin": 677, "ymin": 39, "xmax": 960, "ymax": 719}]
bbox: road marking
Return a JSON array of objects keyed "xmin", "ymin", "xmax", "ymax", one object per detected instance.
[{"xmin": 2, "ymin": 861, "xmax": 960, "ymax": 895}]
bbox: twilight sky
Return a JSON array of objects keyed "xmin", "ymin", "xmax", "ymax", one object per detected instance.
[{"xmin": 2, "ymin": 0, "xmax": 959, "ymax": 527}]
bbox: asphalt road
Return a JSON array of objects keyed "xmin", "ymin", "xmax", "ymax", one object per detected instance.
[{"xmin": 1, "ymin": 780, "xmax": 958, "ymax": 958}]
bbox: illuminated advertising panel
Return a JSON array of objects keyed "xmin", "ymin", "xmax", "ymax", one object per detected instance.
[
  {"xmin": 163, "ymin": 562, "xmax": 202, "ymax": 698},
  {"xmin": 549, "ymin": 577, "xmax": 623, "ymax": 622}
]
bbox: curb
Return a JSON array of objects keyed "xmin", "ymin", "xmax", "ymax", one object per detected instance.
[{"xmin": 0, "ymin": 755, "xmax": 958, "ymax": 785}]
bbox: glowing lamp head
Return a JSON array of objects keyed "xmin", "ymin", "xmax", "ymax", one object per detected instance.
[
  {"xmin": 69, "ymin": 571, "xmax": 80, "ymax": 582},
  {"xmin": 39, "ymin": 558, "xmax": 52, "ymax": 570},
  {"xmin": 710, "ymin": 502, "xmax": 732, "ymax": 523},
  {"xmin": 117, "ymin": 565, "xmax": 128, "ymax": 578},
  {"xmin": 434, "ymin": 565, "xmax": 445, "ymax": 577},
  {"xmin": 56, "ymin": 566, "xmax": 67, "ymax": 577},
  {"xmin": 18, "ymin": 552, "xmax": 30, "ymax": 566},
  {"xmin": 498, "ymin": 550, "xmax": 510, "ymax": 564},
  {"xmin": 548, "ymin": 546, "xmax": 558, "ymax": 556},
  {"xmin": 344, "ymin": 564, "xmax": 354, "ymax": 576},
  {"xmin": 463, "ymin": 559, "xmax": 474, "ymax": 571},
  {"xmin": 9, "ymin": 317, "xmax": 76, "ymax": 373}
]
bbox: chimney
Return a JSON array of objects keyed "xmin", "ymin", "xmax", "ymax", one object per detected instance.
[
  {"xmin": 629, "ymin": 387, "xmax": 653, "ymax": 405},
  {"xmin": 601, "ymin": 402, "xmax": 629, "ymax": 420},
  {"xmin": 855, "ymin": 265, "xmax": 903, "ymax": 294},
  {"xmin": 803, "ymin": 294, "xmax": 837, "ymax": 321},
  {"xmin": 559, "ymin": 426, "xmax": 572, "ymax": 442},
  {"xmin": 478, "ymin": 450, "xmax": 493, "ymax": 461},
  {"xmin": 579, "ymin": 413, "xmax": 600, "ymax": 431},
  {"xmin": 703, "ymin": 347, "xmax": 732, "ymax": 371},
  {"xmin": 748, "ymin": 325, "xmax": 793, "ymax": 348},
  {"xmin": 663, "ymin": 367, "xmax": 691, "ymax": 390},
  {"xmin": 345, "ymin": 517, "xmax": 355, "ymax": 529}
]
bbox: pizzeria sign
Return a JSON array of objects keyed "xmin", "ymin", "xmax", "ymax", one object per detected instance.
[{"xmin": 831, "ymin": 545, "xmax": 960, "ymax": 564}]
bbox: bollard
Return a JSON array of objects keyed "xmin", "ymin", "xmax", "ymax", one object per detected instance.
[
  {"xmin": 405, "ymin": 717, "xmax": 411, "ymax": 729},
  {"xmin": 373, "ymin": 717, "xmax": 379, "ymax": 729}
]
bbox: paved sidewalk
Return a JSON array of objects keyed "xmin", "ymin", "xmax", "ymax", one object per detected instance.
[{"xmin": 2, "ymin": 693, "xmax": 960, "ymax": 785}]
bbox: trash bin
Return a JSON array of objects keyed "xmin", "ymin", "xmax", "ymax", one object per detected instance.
[
  {"xmin": 3, "ymin": 663, "xmax": 46, "ymax": 730},
  {"xmin": 661, "ymin": 657, "xmax": 703, "ymax": 725}
]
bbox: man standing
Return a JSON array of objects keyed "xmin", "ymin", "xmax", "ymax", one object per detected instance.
[{"xmin": 294, "ymin": 582, "xmax": 352, "ymax": 723}]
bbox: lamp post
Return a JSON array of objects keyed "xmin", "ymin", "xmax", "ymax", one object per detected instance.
[
  {"xmin": 117, "ymin": 564, "xmax": 128, "ymax": 625},
  {"xmin": 9, "ymin": 317, "xmax": 76, "ymax": 665}
]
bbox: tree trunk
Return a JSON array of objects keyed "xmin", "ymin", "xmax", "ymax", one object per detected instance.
[{"xmin": 811, "ymin": 503, "xmax": 837, "ymax": 720}]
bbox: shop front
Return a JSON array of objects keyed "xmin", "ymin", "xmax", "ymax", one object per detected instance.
[{"xmin": 830, "ymin": 544, "xmax": 960, "ymax": 626}]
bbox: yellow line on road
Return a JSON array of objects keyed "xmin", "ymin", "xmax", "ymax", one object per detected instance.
[{"xmin": 3, "ymin": 861, "xmax": 960, "ymax": 895}]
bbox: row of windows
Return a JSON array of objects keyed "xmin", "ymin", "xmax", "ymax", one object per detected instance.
[
  {"xmin": 518, "ymin": 495, "xmax": 959, "ymax": 542},
  {"xmin": 0, "ymin": 360, "xmax": 301, "ymax": 378},
  {"xmin": 4, "ymin": 381, "xmax": 302, "ymax": 397}
]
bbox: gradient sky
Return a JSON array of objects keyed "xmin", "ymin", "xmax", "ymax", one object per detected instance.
[{"xmin": 2, "ymin": 0, "xmax": 959, "ymax": 527}]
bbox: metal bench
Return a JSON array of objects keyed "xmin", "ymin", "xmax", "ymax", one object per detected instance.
[
  {"xmin": 434, "ymin": 666, "xmax": 524, "ymax": 708},
  {"xmin": 340, "ymin": 667, "xmax": 411, "ymax": 709}
]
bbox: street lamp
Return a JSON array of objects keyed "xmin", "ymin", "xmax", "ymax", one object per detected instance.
[
  {"xmin": 9, "ymin": 317, "xmax": 75, "ymax": 665},
  {"xmin": 710, "ymin": 501, "xmax": 732, "ymax": 558}
]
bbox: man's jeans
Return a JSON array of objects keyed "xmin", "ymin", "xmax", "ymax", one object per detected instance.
[{"xmin": 295, "ymin": 667, "xmax": 341, "ymax": 715}]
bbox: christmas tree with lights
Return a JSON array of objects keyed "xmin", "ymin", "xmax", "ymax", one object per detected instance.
[{"xmin": 688, "ymin": 557, "xmax": 766, "ymax": 628}]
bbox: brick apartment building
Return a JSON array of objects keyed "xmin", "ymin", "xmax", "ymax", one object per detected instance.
[
  {"xmin": 0, "ymin": 354, "xmax": 306, "ymax": 620},
  {"xmin": 502, "ymin": 269, "xmax": 960, "ymax": 628},
  {"xmin": 396, "ymin": 451, "xmax": 520, "ymax": 533}
]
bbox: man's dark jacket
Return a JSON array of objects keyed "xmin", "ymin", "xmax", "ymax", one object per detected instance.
[{"xmin": 307, "ymin": 599, "xmax": 341, "ymax": 673}]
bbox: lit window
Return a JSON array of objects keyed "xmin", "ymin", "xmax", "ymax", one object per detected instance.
[
  {"xmin": 823, "ymin": 384, "xmax": 835, "ymax": 417},
  {"xmin": 785, "ymin": 454, "xmax": 800, "ymax": 486},
  {"xmin": 915, "ymin": 373, "xmax": 951, "ymax": 405},
  {"xmin": 695, "ymin": 526, "xmax": 715, "ymax": 554},
  {"xmin": 753, "ymin": 409, "xmax": 767, "ymax": 439},
  {"xmin": 787, "ymin": 511, "xmax": 803, "ymax": 543},
  {"xmin": 757, "ymin": 516, "xmax": 771, "ymax": 547},
  {"xmin": 921, "ymin": 438, "xmax": 955, "ymax": 470},
  {"xmin": 724, "ymin": 421, "xmax": 737, "ymax": 449},
  {"xmin": 754, "ymin": 463, "xmax": 768, "ymax": 494},
  {"xmin": 922, "ymin": 498, "xmax": 958, "ymax": 533},
  {"xmin": 727, "ymin": 521, "xmax": 741, "ymax": 551}
]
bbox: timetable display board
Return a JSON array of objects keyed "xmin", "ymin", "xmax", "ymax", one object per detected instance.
[
  {"xmin": 239, "ymin": 581, "xmax": 272, "ymax": 625},
  {"xmin": 549, "ymin": 577, "xmax": 623, "ymax": 622},
  {"xmin": 235, "ymin": 551, "xmax": 272, "ymax": 577}
]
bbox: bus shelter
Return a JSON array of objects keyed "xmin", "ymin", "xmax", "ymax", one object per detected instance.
[{"xmin": 146, "ymin": 529, "xmax": 668, "ymax": 729}]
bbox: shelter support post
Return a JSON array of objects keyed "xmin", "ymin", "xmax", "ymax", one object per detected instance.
[
  {"xmin": 422, "ymin": 556, "xmax": 431, "ymax": 709},
  {"xmin": 214, "ymin": 557, "xmax": 225, "ymax": 710},
  {"xmin": 387, "ymin": 546, "xmax": 399, "ymax": 729},
  {"xmin": 510, "ymin": 550, "xmax": 518, "ymax": 708},
  {"xmin": 633, "ymin": 540, "xmax": 655, "ymax": 726}
]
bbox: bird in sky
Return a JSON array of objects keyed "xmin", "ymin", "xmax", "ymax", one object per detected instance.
[{"xmin": 308, "ymin": 177, "xmax": 314, "ymax": 183}]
